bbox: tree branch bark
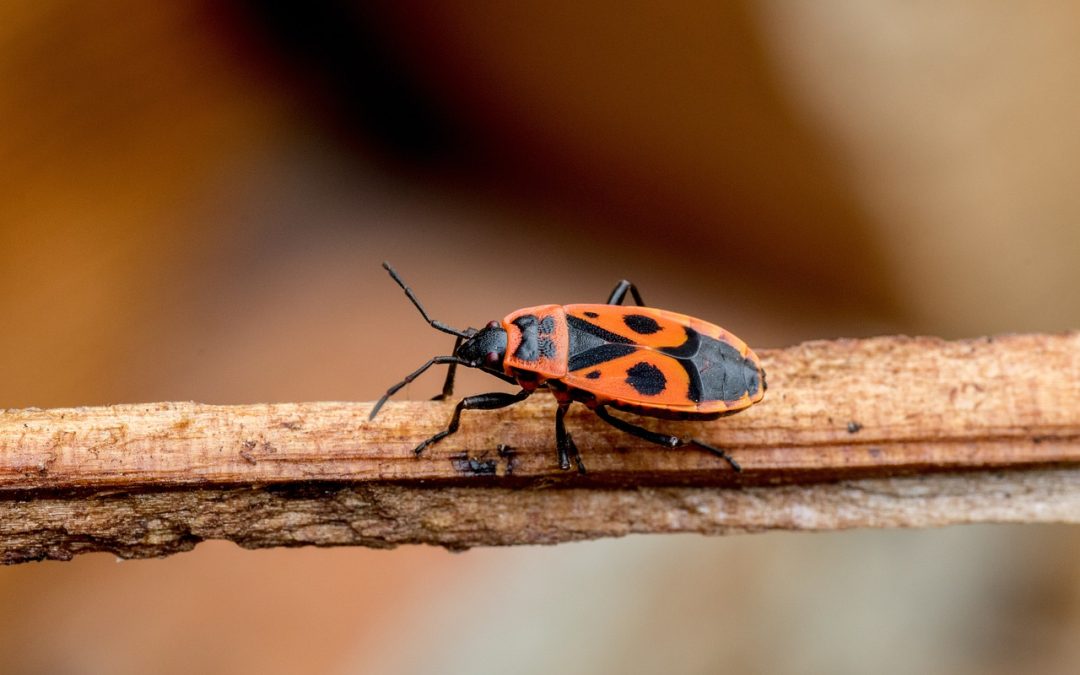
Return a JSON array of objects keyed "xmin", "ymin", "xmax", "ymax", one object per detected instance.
[{"xmin": 2, "ymin": 332, "xmax": 1078, "ymax": 563}]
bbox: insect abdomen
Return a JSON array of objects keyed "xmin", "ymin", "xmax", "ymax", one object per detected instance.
[{"xmin": 680, "ymin": 331, "xmax": 763, "ymax": 404}]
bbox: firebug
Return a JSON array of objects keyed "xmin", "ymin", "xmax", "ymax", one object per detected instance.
[{"xmin": 369, "ymin": 263, "xmax": 765, "ymax": 473}]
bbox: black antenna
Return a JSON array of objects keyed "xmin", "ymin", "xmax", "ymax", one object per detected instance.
[{"xmin": 381, "ymin": 262, "xmax": 472, "ymax": 338}]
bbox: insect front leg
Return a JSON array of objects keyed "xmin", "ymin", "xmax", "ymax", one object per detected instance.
[
  {"xmin": 432, "ymin": 336, "xmax": 463, "ymax": 401},
  {"xmin": 555, "ymin": 402, "xmax": 586, "ymax": 474},
  {"xmin": 414, "ymin": 389, "xmax": 532, "ymax": 455},
  {"xmin": 605, "ymin": 280, "xmax": 647, "ymax": 306},
  {"xmin": 370, "ymin": 354, "xmax": 471, "ymax": 420},
  {"xmin": 593, "ymin": 405, "xmax": 741, "ymax": 472}
]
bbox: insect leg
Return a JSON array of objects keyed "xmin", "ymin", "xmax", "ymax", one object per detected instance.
[
  {"xmin": 593, "ymin": 406, "xmax": 741, "ymax": 472},
  {"xmin": 555, "ymin": 402, "xmax": 587, "ymax": 474},
  {"xmin": 605, "ymin": 280, "xmax": 647, "ymax": 306},
  {"xmin": 414, "ymin": 389, "xmax": 532, "ymax": 455},
  {"xmin": 686, "ymin": 439, "xmax": 742, "ymax": 473},
  {"xmin": 594, "ymin": 405, "xmax": 679, "ymax": 446},
  {"xmin": 432, "ymin": 336, "xmax": 463, "ymax": 401},
  {"xmin": 382, "ymin": 262, "xmax": 476, "ymax": 339},
  {"xmin": 369, "ymin": 355, "xmax": 471, "ymax": 420}
]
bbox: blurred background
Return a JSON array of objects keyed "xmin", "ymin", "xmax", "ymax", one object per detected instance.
[{"xmin": 1, "ymin": 2, "xmax": 1078, "ymax": 673}]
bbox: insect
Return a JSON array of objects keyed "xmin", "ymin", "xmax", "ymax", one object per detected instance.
[{"xmin": 369, "ymin": 262, "xmax": 766, "ymax": 473}]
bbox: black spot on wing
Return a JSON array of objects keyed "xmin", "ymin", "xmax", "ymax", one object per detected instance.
[
  {"xmin": 624, "ymin": 314, "xmax": 662, "ymax": 335},
  {"xmin": 585, "ymin": 370, "xmax": 601, "ymax": 379},
  {"xmin": 584, "ymin": 311, "xmax": 599, "ymax": 318},
  {"xmin": 625, "ymin": 361, "xmax": 667, "ymax": 396},
  {"xmin": 569, "ymin": 344, "xmax": 637, "ymax": 371}
]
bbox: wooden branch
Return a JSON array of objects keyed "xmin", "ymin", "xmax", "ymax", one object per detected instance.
[{"xmin": 2, "ymin": 333, "xmax": 1078, "ymax": 563}]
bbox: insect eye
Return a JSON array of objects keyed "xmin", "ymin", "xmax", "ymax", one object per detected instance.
[
  {"xmin": 485, "ymin": 351, "xmax": 500, "ymax": 365},
  {"xmin": 487, "ymin": 320, "xmax": 500, "ymax": 329}
]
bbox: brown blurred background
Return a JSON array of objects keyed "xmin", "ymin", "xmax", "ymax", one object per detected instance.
[{"xmin": 1, "ymin": 2, "xmax": 1078, "ymax": 673}]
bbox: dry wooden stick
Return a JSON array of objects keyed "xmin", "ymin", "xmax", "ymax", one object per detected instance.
[{"xmin": 2, "ymin": 333, "xmax": 1078, "ymax": 564}]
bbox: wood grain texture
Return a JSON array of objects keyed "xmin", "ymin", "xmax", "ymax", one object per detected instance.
[{"xmin": 2, "ymin": 332, "xmax": 1078, "ymax": 563}]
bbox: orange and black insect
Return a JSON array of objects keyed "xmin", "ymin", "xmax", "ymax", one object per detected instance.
[{"xmin": 369, "ymin": 263, "xmax": 766, "ymax": 473}]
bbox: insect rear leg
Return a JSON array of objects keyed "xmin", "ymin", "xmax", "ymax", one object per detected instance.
[
  {"xmin": 593, "ymin": 405, "xmax": 741, "ymax": 472},
  {"xmin": 605, "ymin": 280, "xmax": 647, "ymax": 306},
  {"xmin": 555, "ymin": 402, "xmax": 587, "ymax": 474},
  {"xmin": 414, "ymin": 389, "xmax": 532, "ymax": 455},
  {"xmin": 686, "ymin": 439, "xmax": 742, "ymax": 472}
]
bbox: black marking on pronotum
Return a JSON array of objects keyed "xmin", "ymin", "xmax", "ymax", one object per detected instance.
[
  {"xmin": 569, "ymin": 344, "xmax": 637, "ymax": 371},
  {"xmin": 585, "ymin": 370, "xmax": 601, "ymax": 379},
  {"xmin": 512, "ymin": 314, "xmax": 540, "ymax": 361},
  {"xmin": 584, "ymin": 311, "xmax": 599, "ymax": 318},
  {"xmin": 624, "ymin": 314, "xmax": 662, "ymax": 335},
  {"xmin": 513, "ymin": 313, "xmax": 558, "ymax": 362},
  {"xmin": 538, "ymin": 337, "xmax": 557, "ymax": 358},
  {"xmin": 625, "ymin": 361, "xmax": 667, "ymax": 396},
  {"xmin": 566, "ymin": 314, "xmax": 634, "ymax": 344}
]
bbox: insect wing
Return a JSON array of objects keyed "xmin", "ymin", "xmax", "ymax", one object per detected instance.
[{"xmin": 562, "ymin": 305, "xmax": 763, "ymax": 412}]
